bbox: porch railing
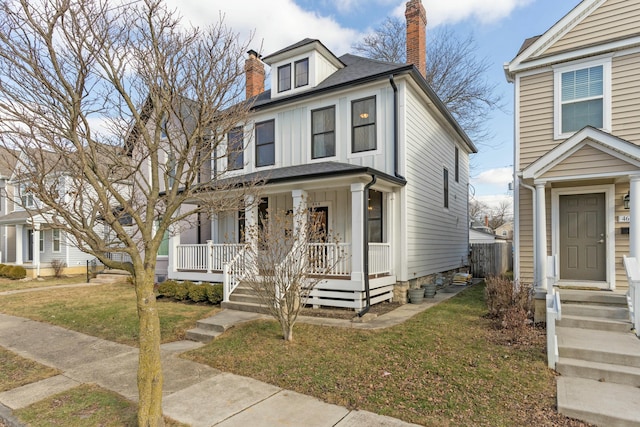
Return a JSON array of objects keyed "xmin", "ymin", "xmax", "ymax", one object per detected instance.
[
  {"xmin": 623, "ymin": 255, "xmax": 640, "ymax": 338},
  {"xmin": 176, "ymin": 242, "xmax": 244, "ymax": 272},
  {"xmin": 223, "ymin": 245, "xmax": 254, "ymax": 302},
  {"xmin": 369, "ymin": 242, "xmax": 391, "ymax": 275},
  {"xmin": 308, "ymin": 243, "xmax": 351, "ymax": 276}
]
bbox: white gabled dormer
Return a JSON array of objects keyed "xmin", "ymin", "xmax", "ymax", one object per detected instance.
[{"xmin": 261, "ymin": 39, "xmax": 345, "ymax": 99}]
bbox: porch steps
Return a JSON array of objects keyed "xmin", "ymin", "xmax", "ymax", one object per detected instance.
[
  {"xmin": 220, "ymin": 284, "xmax": 271, "ymax": 315},
  {"xmin": 185, "ymin": 310, "xmax": 269, "ymax": 343},
  {"xmin": 555, "ymin": 289, "xmax": 640, "ymax": 426}
]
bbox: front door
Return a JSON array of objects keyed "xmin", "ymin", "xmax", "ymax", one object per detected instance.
[{"xmin": 559, "ymin": 193, "xmax": 606, "ymax": 282}]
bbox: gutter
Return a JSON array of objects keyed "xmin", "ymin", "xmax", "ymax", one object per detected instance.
[{"xmin": 357, "ymin": 174, "xmax": 377, "ymax": 317}]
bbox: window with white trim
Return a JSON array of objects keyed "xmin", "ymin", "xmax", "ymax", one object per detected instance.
[
  {"xmin": 39, "ymin": 231, "xmax": 44, "ymax": 253},
  {"xmin": 19, "ymin": 183, "xmax": 34, "ymax": 208},
  {"xmin": 227, "ymin": 127, "xmax": 244, "ymax": 171},
  {"xmin": 278, "ymin": 64, "xmax": 291, "ymax": 92},
  {"xmin": 52, "ymin": 229, "xmax": 61, "ymax": 252},
  {"xmin": 351, "ymin": 96, "xmax": 376, "ymax": 153},
  {"xmin": 555, "ymin": 59, "xmax": 610, "ymax": 138},
  {"xmin": 255, "ymin": 120, "xmax": 275, "ymax": 167},
  {"xmin": 311, "ymin": 106, "xmax": 335, "ymax": 159},
  {"xmin": 295, "ymin": 58, "xmax": 309, "ymax": 88}
]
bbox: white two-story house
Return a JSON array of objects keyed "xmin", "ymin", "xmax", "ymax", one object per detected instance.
[{"xmin": 161, "ymin": 0, "xmax": 477, "ymax": 310}]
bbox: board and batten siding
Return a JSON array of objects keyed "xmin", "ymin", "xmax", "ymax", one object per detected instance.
[
  {"xmin": 544, "ymin": 0, "xmax": 640, "ymax": 56},
  {"xmin": 403, "ymin": 87, "xmax": 469, "ymax": 279},
  {"xmin": 612, "ymin": 52, "xmax": 640, "ymax": 144},
  {"xmin": 518, "ymin": 71, "xmax": 554, "ymax": 169}
]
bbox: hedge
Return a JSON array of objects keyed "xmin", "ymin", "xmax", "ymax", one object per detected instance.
[{"xmin": 157, "ymin": 280, "xmax": 223, "ymax": 305}]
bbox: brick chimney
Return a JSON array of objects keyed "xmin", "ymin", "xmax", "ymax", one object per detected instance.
[
  {"xmin": 405, "ymin": 0, "xmax": 427, "ymax": 78},
  {"xmin": 245, "ymin": 50, "xmax": 264, "ymax": 99}
]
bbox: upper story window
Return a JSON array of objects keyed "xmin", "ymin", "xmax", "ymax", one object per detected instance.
[
  {"xmin": 443, "ymin": 168, "xmax": 449, "ymax": 209},
  {"xmin": 352, "ymin": 96, "xmax": 376, "ymax": 153},
  {"xmin": 455, "ymin": 147, "xmax": 459, "ymax": 183},
  {"xmin": 554, "ymin": 59, "xmax": 610, "ymax": 139},
  {"xmin": 227, "ymin": 127, "xmax": 244, "ymax": 171},
  {"xmin": 295, "ymin": 59, "xmax": 309, "ymax": 88},
  {"xmin": 255, "ymin": 120, "xmax": 275, "ymax": 167},
  {"xmin": 311, "ymin": 106, "xmax": 335, "ymax": 159},
  {"xmin": 52, "ymin": 229, "xmax": 61, "ymax": 252},
  {"xmin": 19, "ymin": 183, "xmax": 34, "ymax": 208},
  {"xmin": 278, "ymin": 64, "xmax": 291, "ymax": 93}
]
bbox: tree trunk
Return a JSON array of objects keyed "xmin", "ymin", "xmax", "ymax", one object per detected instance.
[
  {"xmin": 135, "ymin": 273, "xmax": 164, "ymax": 427},
  {"xmin": 283, "ymin": 323, "xmax": 294, "ymax": 342}
]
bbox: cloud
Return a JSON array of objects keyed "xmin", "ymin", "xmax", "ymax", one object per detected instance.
[
  {"xmin": 472, "ymin": 167, "xmax": 512, "ymax": 186},
  {"xmin": 165, "ymin": 0, "xmax": 360, "ymax": 57},
  {"xmin": 391, "ymin": 0, "xmax": 533, "ymax": 27}
]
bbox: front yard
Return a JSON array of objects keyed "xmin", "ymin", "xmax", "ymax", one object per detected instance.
[{"xmin": 0, "ymin": 280, "xmax": 588, "ymax": 426}]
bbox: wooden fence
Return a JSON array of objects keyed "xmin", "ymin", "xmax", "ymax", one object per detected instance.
[{"xmin": 470, "ymin": 242, "xmax": 512, "ymax": 277}]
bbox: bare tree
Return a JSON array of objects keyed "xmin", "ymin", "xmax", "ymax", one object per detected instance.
[
  {"xmin": 352, "ymin": 18, "xmax": 501, "ymax": 142},
  {"xmin": 469, "ymin": 199, "xmax": 512, "ymax": 230},
  {"xmin": 0, "ymin": 1, "xmax": 255, "ymax": 425},
  {"xmin": 241, "ymin": 206, "xmax": 344, "ymax": 341}
]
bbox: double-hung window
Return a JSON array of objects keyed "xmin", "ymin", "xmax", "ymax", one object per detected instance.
[
  {"xmin": 352, "ymin": 96, "xmax": 376, "ymax": 153},
  {"xmin": 295, "ymin": 59, "xmax": 309, "ymax": 88},
  {"xmin": 368, "ymin": 190, "xmax": 383, "ymax": 243},
  {"xmin": 52, "ymin": 229, "xmax": 61, "ymax": 252},
  {"xmin": 311, "ymin": 106, "xmax": 335, "ymax": 159},
  {"xmin": 227, "ymin": 127, "xmax": 244, "ymax": 171},
  {"xmin": 278, "ymin": 64, "xmax": 291, "ymax": 92},
  {"xmin": 255, "ymin": 120, "xmax": 275, "ymax": 167},
  {"xmin": 555, "ymin": 60, "xmax": 610, "ymax": 138},
  {"xmin": 20, "ymin": 183, "xmax": 34, "ymax": 208}
]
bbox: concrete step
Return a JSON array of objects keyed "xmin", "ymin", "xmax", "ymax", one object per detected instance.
[
  {"xmin": 232, "ymin": 286, "xmax": 256, "ymax": 296},
  {"xmin": 229, "ymin": 293, "xmax": 262, "ymax": 304},
  {"xmin": 220, "ymin": 300, "xmax": 270, "ymax": 315},
  {"xmin": 557, "ymin": 314, "xmax": 632, "ymax": 333},
  {"xmin": 562, "ymin": 304, "xmax": 630, "ymax": 320},
  {"xmin": 558, "ymin": 289, "xmax": 628, "ymax": 306},
  {"xmin": 186, "ymin": 310, "xmax": 270, "ymax": 343},
  {"xmin": 557, "ymin": 377, "xmax": 640, "ymax": 427},
  {"xmin": 556, "ymin": 357, "xmax": 640, "ymax": 387},
  {"xmin": 557, "ymin": 327, "xmax": 640, "ymax": 369},
  {"xmin": 185, "ymin": 327, "xmax": 222, "ymax": 343}
]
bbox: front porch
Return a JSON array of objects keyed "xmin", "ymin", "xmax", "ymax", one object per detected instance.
[{"xmin": 170, "ymin": 241, "xmax": 395, "ymax": 309}]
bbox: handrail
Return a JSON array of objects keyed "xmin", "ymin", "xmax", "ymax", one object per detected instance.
[
  {"xmin": 623, "ymin": 255, "xmax": 639, "ymax": 337},
  {"xmin": 546, "ymin": 255, "xmax": 561, "ymax": 369},
  {"xmin": 223, "ymin": 245, "xmax": 250, "ymax": 302}
]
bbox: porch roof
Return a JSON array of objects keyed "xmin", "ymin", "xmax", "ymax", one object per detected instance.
[
  {"xmin": 0, "ymin": 209, "xmax": 47, "ymax": 225},
  {"xmin": 201, "ymin": 161, "xmax": 407, "ymax": 191}
]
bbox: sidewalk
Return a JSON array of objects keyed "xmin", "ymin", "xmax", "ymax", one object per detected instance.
[{"xmin": 0, "ymin": 283, "xmax": 476, "ymax": 427}]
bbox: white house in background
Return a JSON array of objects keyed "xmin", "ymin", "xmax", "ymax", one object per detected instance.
[
  {"xmin": 0, "ymin": 150, "xmax": 97, "ymax": 277},
  {"xmin": 160, "ymin": 0, "xmax": 477, "ymax": 310}
]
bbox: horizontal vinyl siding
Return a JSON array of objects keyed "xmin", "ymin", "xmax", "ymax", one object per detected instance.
[
  {"xmin": 612, "ymin": 53, "xmax": 640, "ymax": 144},
  {"xmin": 404, "ymin": 88, "xmax": 469, "ymax": 278},
  {"xmin": 519, "ymin": 72, "xmax": 555, "ymax": 169},
  {"xmin": 540, "ymin": 145, "xmax": 634, "ymax": 179},
  {"xmin": 518, "ymin": 187, "xmax": 534, "ymax": 284},
  {"xmin": 545, "ymin": 0, "xmax": 640, "ymax": 55}
]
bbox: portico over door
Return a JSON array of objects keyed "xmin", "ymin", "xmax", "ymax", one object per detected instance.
[{"xmin": 559, "ymin": 193, "xmax": 606, "ymax": 282}]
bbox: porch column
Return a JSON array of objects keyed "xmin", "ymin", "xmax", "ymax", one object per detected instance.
[
  {"xmin": 15, "ymin": 224, "xmax": 23, "ymax": 265},
  {"xmin": 33, "ymin": 224, "xmax": 40, "ymax": 277},
  {"xmin": 350, "ymin": 183, "xmax": 365, "ymax": 282},
  {"xmin": 210, "ymin": 213, "xmax": 219, "ymax": 243},
  {"xmin": 535, "ymin": 182, "xmax": 547, "ymax": 291},
  {"xmin": 244, "ymin": 195, "xmax": 258, "ymax": 252},
  {"xmin": 292, "ymin": 190, "xmax": 308, "ymax": 241},
  {"xmin": 387, "ymin": 192, "xmax": 395, "ymax": 275},
  {"xmin": 630, "ymin": 175, "xmax": 640, "ymax": 258},
  {"xmin": 167, "ymin": 225, "xmax": 179, "ymax": 278}
]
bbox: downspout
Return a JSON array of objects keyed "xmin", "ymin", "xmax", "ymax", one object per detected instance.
[
  {"xmin": 358, "ymin": 174, "xmax": 377, "ymax": 317},
  {"xmin": 389, "ymin": 75, "xmax": 405, "ymax": 180}
]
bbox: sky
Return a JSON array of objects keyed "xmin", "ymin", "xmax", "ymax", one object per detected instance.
[{"xmin": 165, "ymin": 0, "xmax": 581, "ymax": 213}]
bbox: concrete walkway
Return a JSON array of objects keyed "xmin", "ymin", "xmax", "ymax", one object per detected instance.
[{"xmin": 0, "ymin": 282, "xmax": 472, "ymax": 426}]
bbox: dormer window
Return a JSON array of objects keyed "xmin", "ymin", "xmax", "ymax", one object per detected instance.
[
  {"xmin": 295, "ymin": 59, "xmax": 309, "ymax": 88},
  {"xmin": 19, "ymin": 183, "xmax": 34, "ymax": 208},
  {"xmin": 278, "ymin": 64, "xmax": 291, "ymax": 92}
]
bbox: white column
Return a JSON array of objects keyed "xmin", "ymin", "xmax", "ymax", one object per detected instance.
[
  {"xmin": 210, "ymin": 213, "xmax": 219, "ymax": 243},
  {"xmin": 535, "ymin": 182, "xmax": 547, "ymax": 291},
  {"xmin": 292, "ymin": 189, "xmax": 308, "ymax": 241},
  {"xmin": 15, "ymin": 224, "xmax": 23, "ymax": 265},
  {"xmin": 387, "ymin": 192, "xmax": 395, "ymax": 276},
  {"xmin": 167, "ymin": 225, "xmax": 179, "ymax": 278},
  {"xmin": 350, "ymin": 183, "xmax": 365, "ymax": 283},
  {"xmin": 244, "ymin": 195, "xmax": 258, "ymax": 252},
  {"xmin": 33, "ymin": 224, "xmax": 40, "ymax": 277},
  {"xmin": 630, "ymin": 176, "xmax": 640, "ymax": 258}
]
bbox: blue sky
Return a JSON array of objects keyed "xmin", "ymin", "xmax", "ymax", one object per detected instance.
[{"xmin": 167, "ymin": 0, "xmax": 581, "ymax": 211}]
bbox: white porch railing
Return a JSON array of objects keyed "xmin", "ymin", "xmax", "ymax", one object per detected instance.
[
  {"xmin": 369, "ymin": 242, "xmax": 391, "ymax": 275},
  {"xmin": 307, "ymin": 243, "xmax": 351, "ymax": 276},
  {"xmin": 223, "ymin": 246, "xmax": 254, "ymax": 302},
  {"xmin": 176, "ymin": 242, "xmax": 244, "ymax": 272},
  {"xmin": 623, "ymin": 255, "xmax": 640, "ymax": 338},
  {"xmin": 546, "ymin": 255, "xmax": 561, "ymax": 369}
]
